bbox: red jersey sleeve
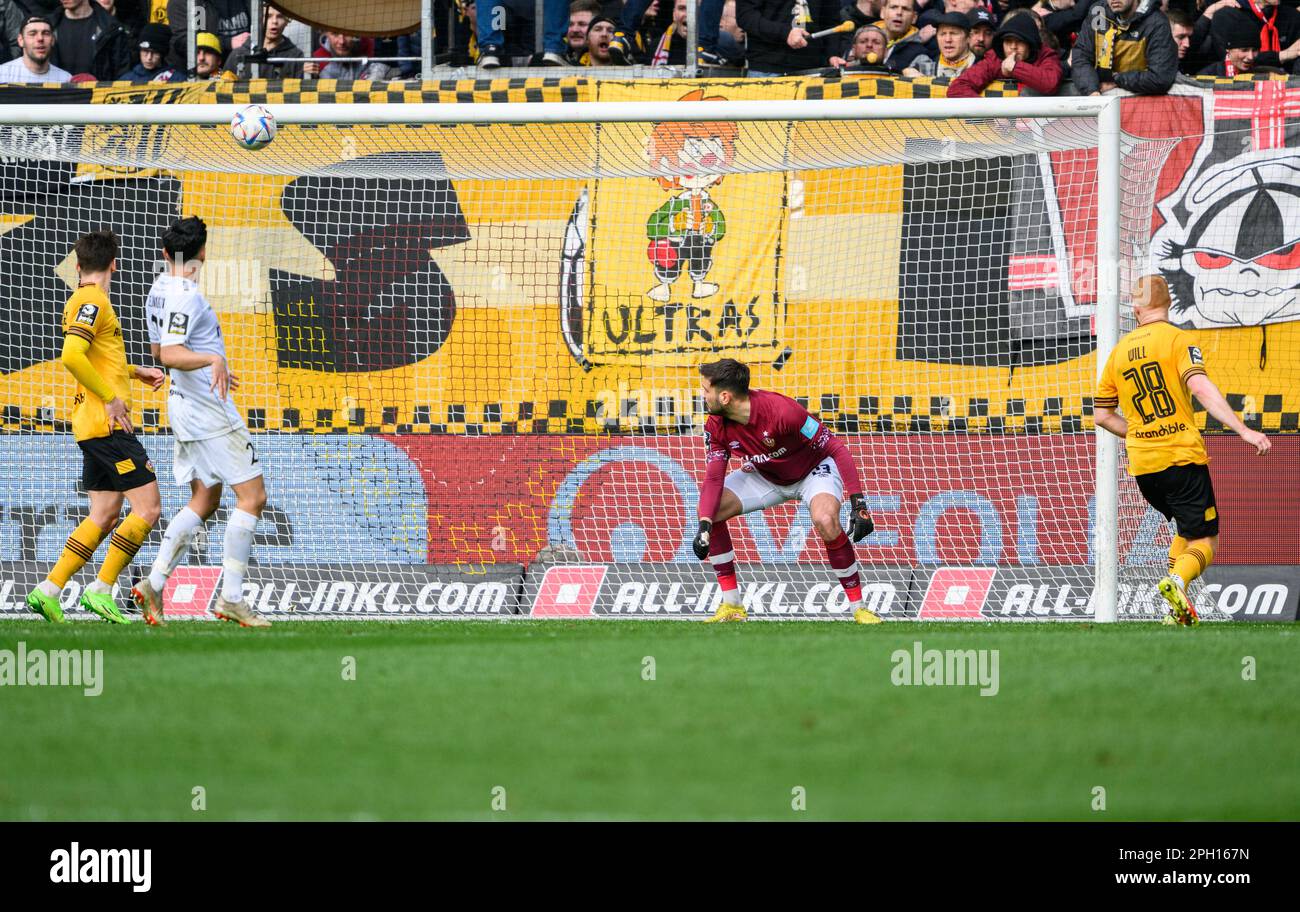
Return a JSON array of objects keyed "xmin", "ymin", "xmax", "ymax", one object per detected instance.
[{"xmin": 697, "ymin": 415, "xmax": 730, "ymax": 522}]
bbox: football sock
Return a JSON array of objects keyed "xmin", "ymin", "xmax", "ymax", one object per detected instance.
[
  {"xmin": 824, "ymin": 531, "xmax": 862, "ymax": 603},
  {"xmin": 46, "ymin": 518, "xmax": 107, "ymax": 591},
  {"xmin": 708, "ymin": 520, "xmax": 742, "ymax": 606},
  {"xmin": 97, "ymin": 513, "xmax": 152, "ymax": 587},
  {"xmin": 1172, "ymin": 540, "xmax": 1214, "ymax": 590},
  {"xmin": 221, "ymin": 509, "xmax": 258, "ymax": 602},
  {"xmin": 149, "ymin": 506, "xmax": 204, "ymax": 592},
  {"xmin": 1167, "ymin": 535, "xmax": 1188, "ymax": 576}
]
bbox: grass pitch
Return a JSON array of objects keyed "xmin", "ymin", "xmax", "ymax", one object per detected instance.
[{"xmin": 0, "ymin": 620, "xmax": 1295, "ymax": 821}]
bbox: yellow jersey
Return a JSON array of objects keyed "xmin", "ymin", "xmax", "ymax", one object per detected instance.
[
  {"xmin": 62, "ymin": 284, "xmax": 131, "ymax": 442},
  {"xmin": 1095, "ymin": 320, "xmax": 1209, "ymax": 476}
]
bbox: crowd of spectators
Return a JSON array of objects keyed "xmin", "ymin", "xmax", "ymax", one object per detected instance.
[{"xmin": 1, "ymin": 0, "xmax": 1298, "ymax": 91}]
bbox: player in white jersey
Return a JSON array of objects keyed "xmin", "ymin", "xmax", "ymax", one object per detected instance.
[{"xmin": 132, "ymin": 217, "xmax": 270, "ymax": 628}]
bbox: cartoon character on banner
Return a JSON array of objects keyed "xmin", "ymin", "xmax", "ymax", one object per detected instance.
[
  {"xmin": 1153, "ymin": 152, "xmax": 1300, "ymax": 329},
  {"xmin": 644, "ymin": 91, "xmax": 738, "ymax": 303}
]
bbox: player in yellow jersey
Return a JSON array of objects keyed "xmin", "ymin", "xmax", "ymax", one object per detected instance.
[
  {"xmin": 1093, "ymin": 276, "xmax": 1271, "ymax": 626},
  {"xmin": 25, "ymin": 230, "xmax": 166, "ymax": 625}
]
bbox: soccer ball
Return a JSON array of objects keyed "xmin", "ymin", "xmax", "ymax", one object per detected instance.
[{"xmin": 230, "ymin": 104, "xmax": 277, "ymax": 151}]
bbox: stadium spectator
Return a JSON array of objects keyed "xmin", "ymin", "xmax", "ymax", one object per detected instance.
[
  {"xmin": 1199, "ymin": 7, "xmax": 1260, "ymax": 73},
  {"xmin": 1194, "ymin": 0, "xmax": 1300, "ymax": 72},
  {"xmin": 476, "ymin": 0, "xmax": 568, "ymax": 68},
  {"xmin": 876, "ymin": 0, "xmax": 929, "ymax": 71},
  {"xmin": 222, "ymin": 3, "xmax": 303, "ymax": 78},
  {"xmin": 165, "ymin": 0, "xmax": 249, "ymax": 67},
  {"xmin": 967, "ymin": 6, "xmax": 995, "ymax": 55},
  {"xmin": 829, "ymin": 0, "xmax": 881, "ymax": 59},
  {"xmin": 1167, "ymin": 7, "xmax": 1202, "ymax": 72},
  {"xmin": 830, "ymin": 22, "xmax": 888, "ymax": 64},
  {"xmin": 580, "ymin": 13, "xmax": 622, "ymax": 62},
  {"xmin": 734, "ymin": 0, "xmax": 842, "ymax": 75},
  {"xmin": 567, "ymin": 0, "xmax": 603, "ymax": 60},
  {"xmin": 622, "ymin": 0, "xmax": 730, "ymax": 65},
  {"xmin": 2, "ymin": 0, "xmax": 24, "ymax": 63},
  {"xmin": 718, "ymin": 0, "xmax": 747, "ymax": 61},
  {"xmin": 308, "ymin": 31, "xmax": 391, "ymax": 80},
  {"xmin": 1070, "ymin": 0, "xmax": 1177, "ymax": 95},
  {"xmin": 451, "ymin": 0, "xmax": 480, "ymax": 64},
  {"xmin": 1030, "ymin": 0, "xmax": 1087, "ymax": 57},
  {"xmin": 904, "ymin": 10, "xmax": 976, "ymax": 75},
  {"xmin": 50, "ymin": 0, "xmax": 132, "ymax": 81},
  {"xmin": 947, "ymin": 9, "xmax": 1062, "ymax": 95},
  {"xmin": 116, "ymin": 19, "xmax": 168, "ymax": 80},
  {"xmin": 158, "ymin": 28, "xmax": 224, "ymax": 78},
  {"xmin": 0, "ymin": 14, "xmax": 72, "ymax": 81},
  {"xmin": 645, "ymin": 0, "xmax": 691, "ymax": 64}
]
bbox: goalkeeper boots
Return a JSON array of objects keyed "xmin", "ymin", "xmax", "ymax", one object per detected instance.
[
  {"xmin": 704, "ymin": 603, "xmax": 747, "ymax": 623},
  {"xmin": 26, "ymin": 588, "xmax": 65, "ymax": 624},
  {"xmin": 81, "ymin": 590, "xmax": 132, "ymax": 625},
  {"xmin": 213, "ymin": 597, "xmax": 272, "ymax": 629},
  {"xmin": 131, "ymin": 579, "xmax": 166, "ymax": 627},
  {"xmin": 1157, "ymin": 576, "xmax": 1199, "ymax": 627},
  {"xmin": 853, "ymin": 606, "xmax": 884, "ymax": 625}
]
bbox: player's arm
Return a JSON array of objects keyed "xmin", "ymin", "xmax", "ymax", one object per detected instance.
[
  {"xmin": 693, "ymin": 426, "xmax": 730, "ymax": 560},
  {"xmin": 131, "ymin": 363, "xmax": 165, "ymax": 390},
  {"xmin": 60, "ymin": 332, "xmax": 133, "ymax": 433},
  {"xmin": 158, "ymin": 306, "xmax": 238, "ymax": 399},
  {"xmin": 802, "ymin": 414, "xmax": 873, "ymax": 542},
  {"xmin": 1093, "ymin": 350, "xmax": 1125, "ymax": 439},
  {"xmin": 1187, "ymin": 374, "xmax": 1271, "ymax": 455}
]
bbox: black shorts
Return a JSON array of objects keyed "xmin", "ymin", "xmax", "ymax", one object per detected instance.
[
  {"xmin": 78, "ymin": 431, "xmax": 157, "ymax": 493},
  {"xmin": 1135, "ymin": 462, "xmax": 1219, "ymax": 540}
]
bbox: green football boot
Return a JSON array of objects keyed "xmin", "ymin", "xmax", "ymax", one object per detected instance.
[
  {"xmin": 80, "ymin": 589, "xmax": 132, "ymax": 625},
  {"xmin": 26, "ymin": 588, "xmax": 66, "ymax": 624}
]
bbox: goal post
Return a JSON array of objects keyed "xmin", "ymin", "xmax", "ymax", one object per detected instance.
[{"xmin": 0, "ymin": 95, "xmax": 1131, "ymax": 621}]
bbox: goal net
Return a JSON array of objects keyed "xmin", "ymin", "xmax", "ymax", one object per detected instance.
[{"xmin": 0, "ymin": 93, "xmax": 1243, "ymax": 622}]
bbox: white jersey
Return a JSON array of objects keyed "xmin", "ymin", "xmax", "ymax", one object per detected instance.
[{"xmin": 149, "ymin": 274, "xmax": 245, "ymax": 442}]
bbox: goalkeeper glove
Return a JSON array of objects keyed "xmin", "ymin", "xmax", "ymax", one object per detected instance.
[
  {"xmin": 848, "ymin": 494, "xmax": 874, "ymax": 543},
  {"xmin": 692, "ymin": 519, "xmax": 712, "ymax": 561}
]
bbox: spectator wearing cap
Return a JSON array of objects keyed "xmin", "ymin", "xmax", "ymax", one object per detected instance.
[
  {"xmin": 117, "ymin": 20, "xmax": 168, "ymax": 81},
  {"xmin": 222, "ymin": 4, "xmax": 303, "ymax": 78},
  {"xmin": 828, "ymin": 0, "xmax": 881, "ymax": 60},
  {"xmin": 734, "ymin": 0, "xmax": 843, "ymax": 76},
  {"xmin": 875, "ymin": 0, "xmax": 930, "ymax": 72},
  {"xmin": 1070, "ymin": 0, "xmax": 1177, "ymax": 95},
  {"xmin": 1199, "ymin": 8, "xmax": 1261, "ymax": 75},
  {"xmin": 0, "ymin": 15, "xmax": 72, "ymax": 82},
  {"xmin": 1194, "ymin": 0, "xmax": 1300, "ymax": 74},
  {"xmin": 830, "ymin": 23, "xmax": 889, "ymax": 65},
  {"xmin": 307, "ymin": 31, "xmax": 391, "ymax": 80},
  {"xmin": 2, "ymin": 0, "xmax": 25, "ymax": 63},
  {"xmin": 50, "ymin": 0, "xmax": 131, "ymax": 81},
  {"xmin": 967, "ymin": 7, "xmax": 995, "ymax": 56},
  {"xmin": 579, "ymin": 14, "xmax": 624, "ymax": 64},
  {"xmin": 190, "ymin": 29, "xmax": 223, "ymax": 78},
  {"xmin": 947, "ymin": 9, "xmax": 1061, "ymax": 95},
  {"xmin": 904, "ymin": 11, "xmax": 976, "ymax": 76}
]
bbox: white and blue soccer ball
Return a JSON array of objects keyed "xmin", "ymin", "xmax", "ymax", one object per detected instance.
[{"xmin": 230, "ymin": 104, "xmax": 277, "ymax": 151}]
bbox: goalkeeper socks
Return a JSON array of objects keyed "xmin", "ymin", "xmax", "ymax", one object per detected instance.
[
  {"xmin": 96, "ymin": 513, "xmax": 152, "ymax": 587},
  {"xmin": 45, "ymin": 518, "xmax": 108, "ymax": 593},
  {"xmin": 1167, "ymin": 535, "xmax": 1189, "ymax": 575},
  {"xmin": 1172, "ymin": 540, "xmax": 1214, "ymax": 590},
  {"xmin": 824, "ymin": 531, "xmax": 862, "ymax": 602},
  {"xmin": 708, "ymin": 520, "xmax": 742, "ymax": 606},
  {"xmin": 149, "ymin": 506, "xmax": 204, "ymax": 592},
  {"xmin": 221, "ymin": 508, "xmax": 258, "ymax": 602}
]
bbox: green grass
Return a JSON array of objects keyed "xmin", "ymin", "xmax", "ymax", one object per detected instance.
[{"xmin": 0, "ymin": 620, "xmax": 1296, "ymax": 821}]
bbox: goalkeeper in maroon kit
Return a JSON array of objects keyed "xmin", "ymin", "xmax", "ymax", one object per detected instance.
[{"xmin": 693, "ymin": 359, "xmax": 882, "ymax": 624}]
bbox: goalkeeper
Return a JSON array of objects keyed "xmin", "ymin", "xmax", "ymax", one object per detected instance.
[{"xmin": 692, "ymin": 359, "xmax": 881, "ymax": 624}]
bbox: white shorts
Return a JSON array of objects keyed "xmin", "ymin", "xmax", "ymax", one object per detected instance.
[
  {"xmin": 724, "ymin": 456, "xmax": 844, "ymax": 514},
  {"xmin": 173, "ymin": 427, "xmax": 263, "ymax": 488}
]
